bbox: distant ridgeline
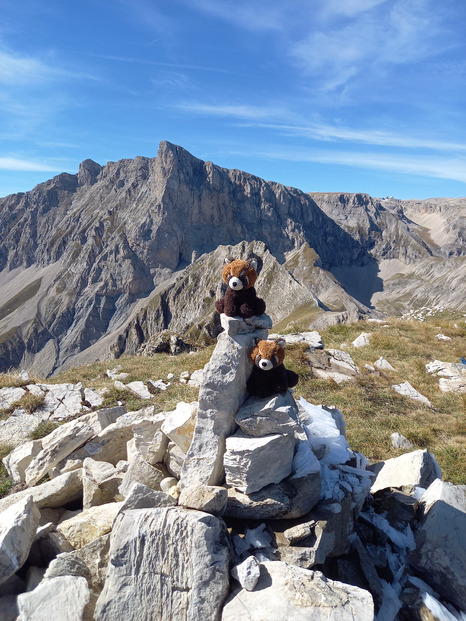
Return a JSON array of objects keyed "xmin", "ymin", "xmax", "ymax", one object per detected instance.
[{"xmin": 0, "ymin": 140, "xmax": 465, "ymax": 375}]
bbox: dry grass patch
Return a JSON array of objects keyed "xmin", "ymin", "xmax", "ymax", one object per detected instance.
[{"xmin": 290, "ymin": 312, "xmax": 466, "ymax": 484}]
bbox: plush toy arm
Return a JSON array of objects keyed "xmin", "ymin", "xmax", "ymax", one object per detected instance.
[
  {"xmin": 254, "ymin": 297, "xmax": 266, "ymax": 315},
  {"xmin": 286, "ymin": 369, "xmax": 299, "ymax": 389},
  {"xmin": 215, "ymin": 298, "xmax": 225, "ymax": 314}
]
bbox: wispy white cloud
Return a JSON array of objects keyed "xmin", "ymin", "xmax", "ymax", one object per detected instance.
[
  {"xmin": 289, "ymin": 0, "xmax": 454, "ymax": 93},
  {"xmin": 238, "ymin": 146, "xmax": 466, "ymax": 184},
  {"xmin": 175, "ymin": 101, "xmax": 286, "ymax": 120},
  {"xmin": 186, "ymin": 0, "xmax": 285, "ymax": 31},
  {"xmin": 0, "ymin": 157, "xmax": 61, "ymax": 172},
  {"xmin": 175, "ymin": 100, "xmax": 466, "ymax": 153},
  {"xmin": 0, "ymin": 50, "xmax": 56, "ymax": 85}
]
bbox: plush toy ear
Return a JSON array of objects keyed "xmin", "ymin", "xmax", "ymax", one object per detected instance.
[
  {"xmin": 249, "ymin": 258, "xmax": 258, "ymax": 271},
  {"xmin": 276, "ymin": 339, "xmax": 286, "ymax": 348},
  {"xmin": 254, "ymin": 337, "xmax": 262, "ymax": 345},
  {"xmin": 224, "ymin": 257, "xmax": 233, "ymax": 265}
]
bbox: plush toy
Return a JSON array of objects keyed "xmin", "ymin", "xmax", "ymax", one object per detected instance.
[
  {"xmin": 246, "ymin": 338, "xmax": 299, "ymax": 398},
  {"xmin": 215, "ymin": 258, "xmax": 266, "ymax": 319}
]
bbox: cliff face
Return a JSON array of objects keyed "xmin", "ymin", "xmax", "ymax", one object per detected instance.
[{"xmin": 0, "ymin": 141, "xmax": 464, "ymax": 374}]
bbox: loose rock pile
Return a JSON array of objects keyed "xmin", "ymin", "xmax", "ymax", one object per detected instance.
[{"xmin": 0, "ymin": 313, "xmax": 465, "ymax": 620}]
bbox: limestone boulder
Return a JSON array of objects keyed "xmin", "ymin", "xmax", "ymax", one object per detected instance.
[
  {"xmin": 118, "ymin": 483, "xmax": 177, "ymax": 512},
  {"xmin": 25, "ymin": 420, "xmax": 96, "ymax": 486},
  {"xmin": 0, "ymin": 469, "xmax": 83, "ymax": 514},
  {"xmin": 224, "ymin": 431, "xmax": 295, "ymax": 494},
  {"xmin": 57, "ymin": 502, "xmax": 123, "ymax": 549},
  {"xmin": 222, "ymin": 561, "xmax": 374, "ymax": 621},
  {"xmin": 35, "ymin": 382, "xmax": 85, "ymax": 420},
  {"xmin": 235, "ymin": 392, "xmax": 301, "ymax": 437},
  {"xmin": 2, "ymin": 439, "xmax": 43, "ymax": 484},
  {"xmin": 17, "ymin": 575, "xmax": 90, "ymax": 621},
  {"xmin": 419, "ymin": 478, "xmax": 466, "ymax": 514},
  {"xmin": 94, "ymin": 506, "xmax": 231, "ymax": 621},
  {"xmin": 119, "ymin": 453, "xmax": 165, "ymax": 496},
  {"xmin": 82, "ymin": 458, "xmax": 124, "ymax": 509},
  {"xmin": 0, "ymin": 386, "xmax": 26, "ymax": 409},
  {"xmin": 161, "ymin": 401, "xmax": 197, "ymax": 453},
  {"xmin": 370, "ymin": 449, "xmax": 441, "ymax": 495},
  {"xmin": 179, "ymin": 484, "xmax": 227, "ymax": 515},
  {"xmin": 225, "ymin": 470, "xmax": 322, "ymax": 520},
  {"xmin": 45, "ymin": 535, "xmax": 110, "ymax": 620},
  {"xmin": 409, "ymin": 500, "xmax": 466, "ymax": 611},
  {"xmin": 0, "ymin": 496, "xmax": 40, "ymax": 585}
]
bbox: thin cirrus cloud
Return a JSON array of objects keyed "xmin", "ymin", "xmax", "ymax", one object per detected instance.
[
  {"xmin": 0, "ymin": 157, "xmax": 61, "ymax": 172},
  {"xmin": 175, "ymin": 101, "xmax": 466, "ymax": 154},
  {"xmin": 243, "ymin": 147, "xmax": 466, "ymax": 185}
]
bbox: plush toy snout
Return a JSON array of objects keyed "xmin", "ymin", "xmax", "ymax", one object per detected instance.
[
  {"xmin": 258, "ymin": 358, "xmax": 273, "ymax": 371},
  {"xmin": 228, "ymin": 276, "xmax": 243, "ymax": 290}
]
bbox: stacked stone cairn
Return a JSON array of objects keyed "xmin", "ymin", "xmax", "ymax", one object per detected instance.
[{"xmin": 0, "ymin": 313, "xmax": 465, "ymax": 620}]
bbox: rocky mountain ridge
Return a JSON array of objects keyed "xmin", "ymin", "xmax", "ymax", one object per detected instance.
[{"xmin": 0, "ymin": 141, "xmax": 465, "ymax": 375}]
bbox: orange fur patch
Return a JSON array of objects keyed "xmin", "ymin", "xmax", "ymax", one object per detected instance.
[{"xmin": 222, "ymin": 259, "xmax": 258, "ymax": 288}]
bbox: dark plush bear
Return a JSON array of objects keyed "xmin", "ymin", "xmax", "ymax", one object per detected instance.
[
  {"xmin": 215, "ymin": 258, "xmax": 266, "ymax": 319},
  {"xmin": 246, "ymin": 338, "xmax": 299, "ymax": 398}
]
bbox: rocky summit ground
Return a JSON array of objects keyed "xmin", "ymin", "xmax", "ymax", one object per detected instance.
[{"xmin": 0, "ymin": 308, "xmax": 465, "ymax": 620}]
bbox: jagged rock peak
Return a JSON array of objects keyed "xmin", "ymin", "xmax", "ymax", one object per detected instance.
[{"xmin": 77, "ymin": 159, "xmax": 102, "ymax": 186}]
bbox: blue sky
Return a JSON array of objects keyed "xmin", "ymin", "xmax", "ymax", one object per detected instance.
[{"xmin": 1, "ymin": 0, "xmax": 465, "ymax": 199}]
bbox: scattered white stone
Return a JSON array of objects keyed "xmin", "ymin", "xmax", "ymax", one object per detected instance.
[
  {"xmin": 18, "ymin": 370, "xmax": 30, "ymax": 381},
  {"xmin": 83, "ymin": 387, "xmax": 104, "ymax": 407},
  {"xmin": 371, "ymin": 449, "xmax": 441, "ymax": 495},
  {"xmin": 36, "ymin": 382, "xmax": 84, "ymax": 420},
  {"xmin": 231, "ymin": 555, "xmax": 261, "ymax": 591},
  {"xmin": 436, "ymin": 333, "xmax": 452, "ymax": 341},
  {"xmin": 391, "ymin": 432, "xmax": 414, "ymax": 450},
  {"xmin": 374, "ymin": 357, "xmax": 396, "ymax": 371},
  {"xmin": 161, "ymin": 401, "xmax": 197, "ymax": 453},
  {"xmin": 426, "ymin": 360, "xmax": 466, "ymax": 393},
  {"xmin": 147, "ymin": 379, "xmax": 170, "ymax": 391},
  {"xmin": 187, "ymin": 369, "xmax": 204, "ymax": 387},
  {"xmin": 365, "ymin": 364, "xmax": 376, "ymax": 372},
  {"xmin": 3, "ymin": 439, "xmax": 43, "ymax": 484},
  {"xmin": 392, "ymin": 381, "xmax": 431, "ymax": 406},
  {"xmin": 0, "ymin": 386, "xmax": 26, "ymax": 409},
  {"xmin": 352, "ymin": 332, "xmax": 370, "ymax": 347},
  {"xmin": 125, "ymin": 381, "xmax": 153, "ymax": 399},
  {"xmin": 25, "ymin": 419, "xmax": 96, "ymax": 486},
  {"xmin": 17, "ymin": 575, "xmax": 90, "ymax": 621},
  {"xmin": 268, "ymin": 331, "xmax": 324, "ymax": 349},
  {"xmin": 167, "ymin": 373, "xmax": 174, "ymax": 380},
  {"xmin": 0, "ymin": 496, "xmax": 40, "ymax": 585},
  {"xmin": 179, "ymin": 371, "xmax": 190, "ymax": 384}
]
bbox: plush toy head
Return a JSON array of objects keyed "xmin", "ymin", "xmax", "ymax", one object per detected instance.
[
  {"xmin": 250, "ymin": 338, "xmax": 286, "ymax": 371},
  {"xmin": 222, "ymin": 258, "xmax": 258, "ymax": 291}
]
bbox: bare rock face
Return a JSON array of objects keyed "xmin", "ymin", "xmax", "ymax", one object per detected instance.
[{"xmin": 94, "ymin": 506, "xmax": 231, "ymax": 621}]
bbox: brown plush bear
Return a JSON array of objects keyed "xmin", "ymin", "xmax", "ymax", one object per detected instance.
[
  {"xmin": 215, "ymin": 258, "xmax": 266, "ymax": 319},
  {"xmin": 246, "ymin": 338, "xmax": 299, "ymax": 398}
]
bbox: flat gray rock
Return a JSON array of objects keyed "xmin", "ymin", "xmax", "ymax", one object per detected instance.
[
  {"xmin": 222, "ymin": 561, "xmax": 374, "ymax": 620},
  {"xmin": 94, "ymin": 506, "xmax": 230, "ymax": 621}
]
